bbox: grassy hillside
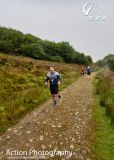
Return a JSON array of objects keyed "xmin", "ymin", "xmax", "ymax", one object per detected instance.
[
  {"xmin": 92, "ymin": 70, "xmax": 114, "ymax": 159},
  {"xmin": 0, "ymin": 52, "xmax": 81, "ymax": 134},
  {"xmin": 95, "ymin": 69, "xmax": 114, "ymax": 122}
]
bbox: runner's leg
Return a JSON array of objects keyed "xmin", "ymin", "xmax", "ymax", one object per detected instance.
[{"xmin": 53, "ymin": 85, "xmax": 59, "ymax": 106}]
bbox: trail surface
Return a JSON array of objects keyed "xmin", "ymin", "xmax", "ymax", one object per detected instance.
[{"xmin": 0, "ymin": 75, "xmax": 94, "ymax": 160}]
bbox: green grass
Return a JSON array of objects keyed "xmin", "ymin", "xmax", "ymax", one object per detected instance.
[
  {"xmin": 0, "ymin": 52, "xmax": 81, "ymax": 134},
  {"xmin": 92, "ymin": 78, "xmax": 114, "ymax": 160},
  {"xmin": 95, "ymin": 70, "xmax": 114, "ymax": 122}
]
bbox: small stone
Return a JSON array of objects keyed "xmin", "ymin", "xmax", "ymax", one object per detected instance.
[
  {"xmin": 14, "ymin": 129, "xmax": 17, "ymax": 132},
  {"xmin": 25, "ymin": 143, "xmax": 30, "ymax": 146},
  {"xmin": 59, "ymin": 134, "xmax": 62, "ymax": 137},
  {"xmin": 0, "ymin": 151, "xmax": 3, "ymax": 155},
  {"xmin": 19, "ymin": 126, "xmax": 23, "ymax": 129},
  {"xmin": 39, "ymin": 135, "xmax": 44, "ymax": 141},
  {"xmin": 72, "ymin": 138, "xmax": 75, "ymax": 142},
  {"xmin": 54, "ymin": 147, "xmax": 58, "ymax": 151},
  {"xmin": 7, "ymin": 136, "xmax": 10, "ymax": 139},
  {"xmin": 62, "ymin": 132, "xmax": 66, "ymax": 135},
  {"xmin": 48, "ymin": 144, "xmax": 52, "ymax": 148},
  {"xmin": 26, "ymin": 131, "xmax": 31, "ymax": 134},
  {"xmin": 18, "ymin": 132, "xmax": 22, "ymax": 136},
  {"xmin": 57, "ymin": 123, "xmax": 62, "ymax": 128},
  {"xmin": 70, "ymin": 145, "xmax": 74, "ymax": 149},
  {"xmin": 41, "ymin": 144, "xmax": 46, "ymax": 149},
  {"xmin": 60, "ymin": 142, "xmax": 63, "ymax": 145},
  {"xmin": 7, "ymin": 128, "xmax": 11, "ymax": 131},
  {"xmin": 81, "ymin": 149, "xmax": 87, "ymax": 155},
  {"xmin": 29, "ymin": 139, "xmax": 33, "ymax": 142},
  {"xmin": 52, "ymin": 124, "xmax": 56, "ymax": 128}
]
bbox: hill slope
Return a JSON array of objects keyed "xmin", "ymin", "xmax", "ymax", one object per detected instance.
[
  {"xmin": 0, "ymin": 27, "xmax": 92, "ymax": 65},
  {"xmin": 0, "ymin": 52, "xmax": 81, "ymax": 134}
]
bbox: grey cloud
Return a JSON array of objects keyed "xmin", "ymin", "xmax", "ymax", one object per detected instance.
[{"xmin": 0, "ymin": 0, "xmax": 113, "ymax": 61}]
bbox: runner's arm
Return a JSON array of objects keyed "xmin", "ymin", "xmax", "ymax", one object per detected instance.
[
  {"xmin": 45, "ymin": 74, "xmax": 49, "ymax": 85},
  {"xmin": 57, "ymin": 73, "xmax": 61, "ymax": 84}
]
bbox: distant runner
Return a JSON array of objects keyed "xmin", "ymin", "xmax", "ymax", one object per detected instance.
[
  {"xmin": 81, "ymin": 67, "xmax": 85, "ymax": 78},
  {"xmin": 45, "ymin": 66, "xmax": 61, "ymax": 107},
  {"xmin": 86, "ymin": 66, "xmax": 91, "ymax": 80}
]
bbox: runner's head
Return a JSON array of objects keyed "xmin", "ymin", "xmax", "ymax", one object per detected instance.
[{"xmin": 50, "ymin": 66, "xmax": 55, "ymax": 73}]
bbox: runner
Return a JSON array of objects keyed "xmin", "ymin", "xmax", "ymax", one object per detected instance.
[
  {"xmin": 86, "ymin": 66, "xmax": 91, "ymax": 80},
  {"xmin": 45, "ymin": 66, "xmax": 61, "ymax": 107},
  {"xmin": 81, "ymin": 67, "xmax": 85, "ymax": 78}
]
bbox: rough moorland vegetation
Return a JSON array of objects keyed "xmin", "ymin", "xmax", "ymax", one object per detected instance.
[
  {"xmin": 0, "ymin": 53, "xmax": 82, "ymax": 134},
  {"xmin": 95, "ymin": 69, "xmax": 114, "ymax": 122}
]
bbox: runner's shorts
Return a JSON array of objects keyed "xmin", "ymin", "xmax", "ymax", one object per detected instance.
[
  {"xmin": 87, "ymin": 72, "xmax": 91, "ymax": 75},
  {"xmin": 50, "ymin": 84, "xmax": 58, "ymax": 94}
]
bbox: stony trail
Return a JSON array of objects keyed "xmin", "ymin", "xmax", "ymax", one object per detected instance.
[{"xmin": 0, "ymin": 75, "xmax": 94, "ymax": 160}]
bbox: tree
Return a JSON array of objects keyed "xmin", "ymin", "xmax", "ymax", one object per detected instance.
[
  {"xmin": 104, "ymin": 54, "xmax": 114, "ymax": 71},
  {"xmin": 96, "ymin": 59, "xmax": 106, "ymax": 67},
  {"xmin": 20, "ymin": 43, "xmax": 47, "ymax": 60},
  {"xmin": 0, "ymin": 26, "xmax": 93, "ymax": 65},
  {"xmin": 86, "ymin": 55, "xmax": 93, "ymax": 64},
  {"xmin": 0, "ymin": 40, "xmax": 14, "ymax": 53}
]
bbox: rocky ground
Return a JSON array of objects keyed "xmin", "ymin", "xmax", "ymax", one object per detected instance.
[{"xmin": 0, "ymin": 75, "xmax": 94, "ymax": 160}]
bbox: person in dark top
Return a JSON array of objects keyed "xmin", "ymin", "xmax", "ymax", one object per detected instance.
[
  {"xmin": 81, "ymin": 67, "xmax": 85, "ymax": 78},
  {"xmin": 86, "ymin": 66, "xmax": 91, "ymax": 80},
  {"xmin": 45, "ymin": 66, "xmax": 61, "ymax": 107}
]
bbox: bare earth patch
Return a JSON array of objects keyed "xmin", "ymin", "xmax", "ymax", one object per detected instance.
[{"xmin": 0, "ymin": 75, "xmax": 94, "ymax": 160}]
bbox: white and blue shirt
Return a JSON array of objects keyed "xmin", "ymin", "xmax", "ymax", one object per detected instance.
[{"xmin": 46, "ymin": 71, "xmax": 61, "ymax": 85}]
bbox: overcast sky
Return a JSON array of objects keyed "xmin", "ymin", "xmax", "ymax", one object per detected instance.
[{"xmin": 0, "ymin": 0, "xmax": 114, "ymax": 61}]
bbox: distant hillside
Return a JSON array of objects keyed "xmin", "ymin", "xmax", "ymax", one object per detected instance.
[{"xmin": 0, "ymin": 27, "xmax": 92, "ymax": 65}]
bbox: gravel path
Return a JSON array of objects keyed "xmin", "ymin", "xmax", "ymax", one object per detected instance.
[{"xmin": 0, "ymin": 75, "xmax": 94, "ymax": 160}]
